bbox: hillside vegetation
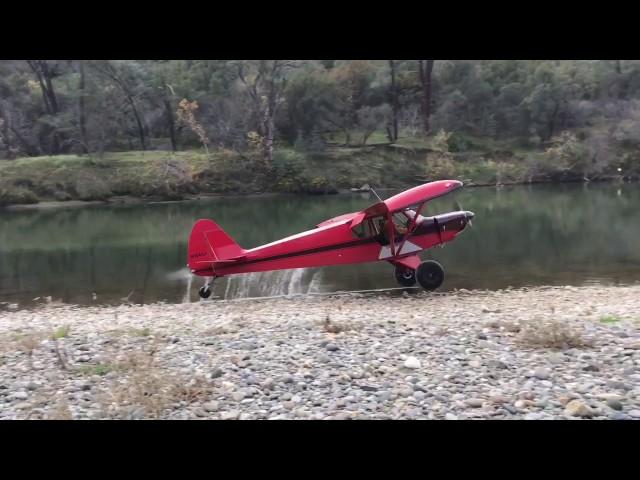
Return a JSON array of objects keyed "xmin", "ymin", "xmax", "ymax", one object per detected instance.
[{"xmin": 2, "ymin": 60, "xmax": 640, "ymax": 205}]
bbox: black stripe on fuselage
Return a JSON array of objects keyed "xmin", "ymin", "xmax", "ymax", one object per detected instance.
[
  {"xmin": 220, "ymin": 236, "xmax": 378, "ymax": 268},
  {"xmin": 193, "ymin": 237, "xmax": 376, "ymax": 274}
]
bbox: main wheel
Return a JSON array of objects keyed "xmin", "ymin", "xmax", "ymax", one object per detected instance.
[
  {"xmin": 394, "ymin": 265, "xmax": 417, "ymax": 287},
  {"xmin": 416, "ymin": 260, "xmax": 445, "ymax": 291},
  {"xmin": 198, "ymin": 285, "xmax": 212, "ymax": 299}
]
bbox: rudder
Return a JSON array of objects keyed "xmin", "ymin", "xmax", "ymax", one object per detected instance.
[{"xmin": 188, "ymin": 219, "xmax": 245, "ymax": 272}]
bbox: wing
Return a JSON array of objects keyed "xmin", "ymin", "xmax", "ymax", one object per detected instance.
[
  {"xmin": 316, "ymin": 212, "xmax": 360, "ymax": 228},
  {"xmin": 383, "ymin": 180, "xmax": 462, "ymax": 213}
]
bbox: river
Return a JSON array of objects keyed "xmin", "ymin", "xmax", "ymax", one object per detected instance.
[{"xmin": 1, "ymin": 183, "xmax": 638, "ymax": 306}]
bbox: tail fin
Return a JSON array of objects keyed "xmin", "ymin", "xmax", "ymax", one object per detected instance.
[{"xmin": 188, "ymin": 219, "xmax": 245, "ymax": 271}]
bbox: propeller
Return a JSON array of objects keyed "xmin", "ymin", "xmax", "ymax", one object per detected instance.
[{"xmin": 453, "ymin": 200, "xmax": 473, "ymax": 228}]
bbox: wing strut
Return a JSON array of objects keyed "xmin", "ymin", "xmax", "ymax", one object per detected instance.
[
  {"xmin": 395, "ymin": 200, "xmax": 427, "ymax": 257},
  {"xmin": 369, "ymin": 186, "xmax": 384, "ymax": 203}
]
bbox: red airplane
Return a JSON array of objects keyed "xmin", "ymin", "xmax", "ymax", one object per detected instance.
[{"xmin": 188, "ymin": 180, "xmax": 474, "ymax": 298}]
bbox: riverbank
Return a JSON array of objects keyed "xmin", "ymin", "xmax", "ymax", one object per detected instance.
[
  {"xmin": 1, "ymin": 143, "xmax": 634, "ymax": 209},
  {"xmin": 1, "ymin": 285, "xmax": 639, "ymax": 420}
]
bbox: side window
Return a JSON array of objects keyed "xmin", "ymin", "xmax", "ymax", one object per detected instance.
[
  {"xmin": 351, "ymin": 217, "xmax": 384, "ymax": 239},
  {"xmin": 370, "ymin": 217, "xmax": 384, "ymax": 236},
  {"xmin": 351, "ymin": 223, "xmax": 366, "ymax": 238}
]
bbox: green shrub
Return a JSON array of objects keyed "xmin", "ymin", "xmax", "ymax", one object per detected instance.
[
  {"xmin": 0, "ymin": 186, "xmax": 39, "ymax": 206},
  {"xmin": 74, "ymin": 172, "xmax": 111, "ymax": 200}
]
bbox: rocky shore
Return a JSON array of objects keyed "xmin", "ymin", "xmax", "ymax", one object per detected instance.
[{"xmin": 1, "ymin": 285, "xmax": 639, "ymax": 420}]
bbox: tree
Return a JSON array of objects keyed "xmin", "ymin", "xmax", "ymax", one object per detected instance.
[
  {"xmin": 387, "ymin": 60, "xmax": 400, "ymax": 142},
  {"xmin": 418, "ymin": 60, "xmax": 435, "ymax": 134},
  {"xmin": 25, "ymin": 60, "xmax": 65, "ymax": 154},
  {"xmin": 90, "ymin": 60, "xmax": 149, "ymax": 151},
  {"xmin": 77, "ymin": 60, "xmax": 89, "ymax": 154},
  {"xmin": 234, "ymin": 60, "xmax": 298, "ymax": 164},
  {"xmin": 358, "ymin": 104, "xmax": 391, "ymax": 145},
  {"xmin": 26, "ymin": 60, "xmax": 60, "ymax": 115},
  {"xmin": 176, "ymin": 99, "xmax": 209, "ymax": 153}
]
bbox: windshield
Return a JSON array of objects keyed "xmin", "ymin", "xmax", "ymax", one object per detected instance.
[{"xmin": 400, "ymin": 208, "xmax": 427, "ymax": 224}]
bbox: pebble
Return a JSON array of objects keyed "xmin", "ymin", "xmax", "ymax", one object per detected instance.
[
  {"xmin": 534, "ymin": 367, "xmax": 551, "ymax": 380},
  {"xmin": 445, "ymin": 413, "xmax": 458, "ymax": 420},
  {"xmin": 326, "ymin": 343, "xmax": 339, "ymax": 352},
  {"xmin": 220, "ymin": 410, "xmax": 240, "ymax": 420},
  {"xmin": 487, "ymin": 360, "xmax": 508, "ymax": 370},
  {"xmin": 524, "ymin": 412, "xmax": 543, "ymax": 420},
  {"xmin": 404, "ymin": 357, "xmax": 421, "ymax": 369},
  {"xmin": 606, "ymin": 398, "xmax": 623, "ymax": 411},
  {"xmin": 607, "ymin": 380, "xmax": 630, "ymax": 391},
  {"xmin": 203, "ymin": 401, "xmax": 219, "ymax": 412},
  {"xmin": 232, "ymin": 391, "xmax": 246, "ymax": 402},
  {"xmin": 609, "ymin": 412, "xmax": 629, "ymax": 420},
  {"xmin": 514, "ymin": 400, "xmax": 527, "ymax": 409},
  {"xmin": 564, "ymin": 400, "xmax": 594, "ymax": 418},
  {"xmin": 628, "ymin": 410, "xmax": 640, "ymax": 419},
  {"xmin": 504, "ymin": 405, "xmax": 518, "ymax": 414},
  {"xmin": 489, "ymin": 395, "xmax": 510, "ymax": 404},
  {"xmin": 548, "ymin": 353, "xmax": 567, "ymax": 364},
  {"xmin": 465, "ymin": 398, "xmax": 484, "ymax": 408}
]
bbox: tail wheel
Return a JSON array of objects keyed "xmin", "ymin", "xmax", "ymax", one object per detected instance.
[
  {"xmin": 416, "ymin": 260, "xmax": 445, "ymax": 291},
  {"xmin": 394, "ymin": 265, "xmax": 417, "ymax": 287},
  {"xmin": 199, "ymin": 285, "xmax": 212, "ymax": 299}
]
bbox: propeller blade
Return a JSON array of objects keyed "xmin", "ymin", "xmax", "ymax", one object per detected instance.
[{"xmin": 454, "ymin": 199, "xmax": 474, "ymax": 228}]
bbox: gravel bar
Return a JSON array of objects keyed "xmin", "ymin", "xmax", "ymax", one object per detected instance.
[{"xmin": 1, "ymin": 285, "xmax": 639, "ymax": 420}]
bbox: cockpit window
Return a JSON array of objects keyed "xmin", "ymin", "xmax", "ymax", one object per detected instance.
[{"xmin": 393, "ymin": 212, "xmax": 410, "ymax": 230}]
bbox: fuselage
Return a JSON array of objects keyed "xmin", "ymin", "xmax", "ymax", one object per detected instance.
[{"xmin": 206, "ymin": 210, "xmax": 474, "ymax": 277}]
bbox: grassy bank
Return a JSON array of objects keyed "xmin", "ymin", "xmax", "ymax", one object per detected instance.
[{"xmin": 0, "ymin": 137, "xmax": 635, "ymax": 207}]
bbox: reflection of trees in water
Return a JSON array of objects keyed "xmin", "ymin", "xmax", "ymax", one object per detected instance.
[{"xmin": 1, "ymin": 184, "xmax": 639, "ymax": 305}]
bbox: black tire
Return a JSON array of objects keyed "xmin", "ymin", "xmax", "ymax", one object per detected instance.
[
  {"xmin": 199, "ymin": 285, "xmax": 212, "ymax": 299},
  {"xmin": 394, "ymin": 265, "xmax": 417, "ymax": 287},
  {"xmin": 416, "ymin": 260, "xmax": 445, "ymax": 291}
]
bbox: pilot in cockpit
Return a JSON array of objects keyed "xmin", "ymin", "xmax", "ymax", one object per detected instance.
[{"xmin": 380, "ymin": 212, "xmax": 409, "ymax": 242}]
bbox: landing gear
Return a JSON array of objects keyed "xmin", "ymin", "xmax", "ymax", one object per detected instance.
[
  {"xmin": 198, "ymin": 277, "xmax": 215, "ymax": 299},
  {"xmin": 394, "ymin": 265, "xmax": 417, "ymax": 287},
  {"xmin": 416, "ymin": 260, "xmax": 445, "ymax": 291}
]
